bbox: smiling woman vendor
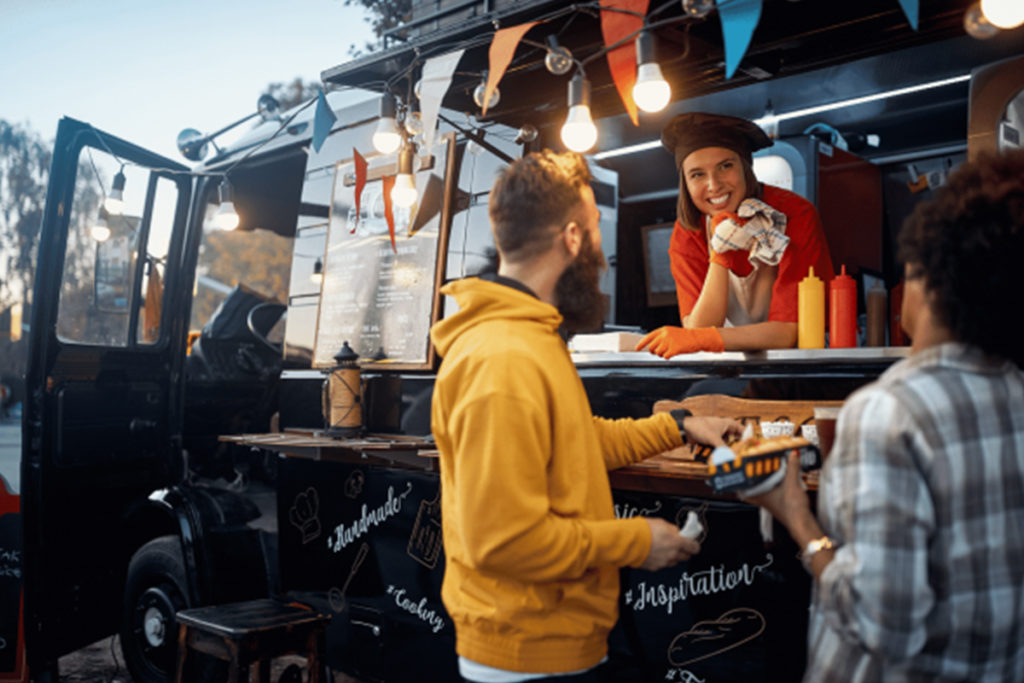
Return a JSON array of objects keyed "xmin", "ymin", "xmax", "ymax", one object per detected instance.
[{"xmin": 637, "ymin": 113, "xmax": 834, "ymax": 358}]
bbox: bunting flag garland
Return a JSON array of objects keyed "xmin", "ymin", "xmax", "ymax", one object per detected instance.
[
  {"xmin": 897, "ymin": 0, "xmax": 919, "ymax": 30},
  {"xmin": 352, "ymin": 148, "xmax": 367, "ymax": 234},
  {"xmin": 720, "ymin": 0, "xmax": 763, "ymax": 79},
  {"xmin": 420, "ymin": 49, "xmax": 465, "ymax": 151},
  {"xmin": 312, "ymin": 89, "xmax": 337, "ymax": 153},
  {"xmin": 483, "ymin": 21, "xmax": 539, "ymax": 117},
  {"xmin": 599, "ymin": 0, "xmax": 650, "ymax": 126},
  {"xmin": 382, "ymin": 175, "xmax": 397, "ymax": 253}
]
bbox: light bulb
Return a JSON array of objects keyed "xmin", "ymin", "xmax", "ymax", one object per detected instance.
[
  {"xmin": 90, "ymin": 213, "xmax": 111, "ymax": 242},
  {"xmin": 633, "ymin": 63, "xmax": 671, "ymax": 113},
  {"xmin": 473, "ymin": 80, "xmax": 500, "ymax": 110},
  {"xmin": 965, "ymin": 3, "xmax": 1001, "ymax": 38},
  {"xmin": 404, "ymin": 111, "xmax": 424, "ymax": 137},
  {"xmin": 515, "ymin": 124, "xmax": 539, "ymax": 144},
  {"xmin": 310, "ymin": 258, "xmax": 324, "ymax": 284},
  {"xmin": 562, "ymin": 106, "xmax": 598, "ymax": 152},
  {"xmin": 373, "ymin": 118, "xmax": 402, "ymax": 154},
  {"xmin": 104, "ymin": 169, "xmax": 126, "ymax": 215},
  {"xmin": 545, "ymin": 37, "xmax": 574, "ymax": 76},
  {"xmin": 682, "ymin": 0, "xmax": 715, "ymax": 18},
  {"xmin": 414, "ymin": 79, "xmax": 423, "ymax": 100},
  {"xmin": 213, "ymin": 202, "xmax": 239, "ymax": 230},
  {"xmin": 561, "ymin": 73, "xmax": 597, "ymax": 152},
  {"xmin": 980, "ymin": 0, "xmax": 1024, "ymax": 28},
  {"xmin": 391, "ymin": 174, "xmax": 418, "ymax": 208}
]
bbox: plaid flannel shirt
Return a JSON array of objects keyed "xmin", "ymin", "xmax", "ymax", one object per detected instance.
[{"xmin": 807, "ymin": 342, "xmax": 1024, "ymax": 682}]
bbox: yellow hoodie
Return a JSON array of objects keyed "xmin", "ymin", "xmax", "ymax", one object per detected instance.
[{"xmin": 430, "ymin": 277, "xmax": 683, "ymax": 674}]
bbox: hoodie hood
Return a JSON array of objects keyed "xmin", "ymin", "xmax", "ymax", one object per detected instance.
[{"xmin": 431, "ymin": 277, "xmax": 563, "ymax": 358}]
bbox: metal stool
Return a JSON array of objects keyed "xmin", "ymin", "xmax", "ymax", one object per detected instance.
[{"xmin": 175, "ymin": 598, "xmax": 329, "ymax": 683}]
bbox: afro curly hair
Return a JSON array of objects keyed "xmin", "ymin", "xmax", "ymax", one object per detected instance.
[{"xmin": 898, "ymin": 150, "xmax": 1024, "ymax": 367}]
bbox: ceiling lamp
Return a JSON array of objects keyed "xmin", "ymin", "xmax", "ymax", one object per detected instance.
[
  {"xmin": 90, "ymin": 209, "xmax": 111, "ymax": 242},
  {"xmin": 632, "ymin": 32, "xmax": 671, "ymax": 113},
  {"xmin": 980, "ymin": 0, "xmax": 1024, "ymax": 28},
  {"xmin": 390, "ymin": 144, "xmax": 419, "ymax": 208},
  {"xmin": 544, "ymin": 36, "xmax": 574, "ymax": 75},
  {"xmin": 473, "ymin": 72, "xmax": 500, "ymax": 110},
  {"xmin": 103, "ymin": 168, "xmax": 126, "ymax": 215},
  {"xmin": 372, "ymin": 95, "xmax": 402, "ymax": 155},
  {"xmin": 561, "ymin": 73, "xmax": 598, "ymax": 152}
]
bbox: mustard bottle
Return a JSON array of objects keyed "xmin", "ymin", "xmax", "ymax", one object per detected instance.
[{"xmin": 798, "ymin": 266, "xmax": 825, "ymax": 349}]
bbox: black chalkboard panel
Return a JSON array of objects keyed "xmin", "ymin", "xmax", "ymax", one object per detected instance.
[
  {"xmin": 314, "ymin": 134, "xmax": 456, "ymax": 370},
  {"xmin": 0, "ymin": 505, "xmax": 23, "ymax": 676}
]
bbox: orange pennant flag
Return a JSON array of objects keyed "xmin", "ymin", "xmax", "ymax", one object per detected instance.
[
  {"xmin": 600, "ymin": 0, "xmax": 649, "ymax": 126},
  {"xmin": 352, "ymin": 147, "xmax": 367, "ymax": 234},
  {"xmin": 483, "ymin": 21, "xmax": 539, "ymax": 117},
  {"xmin": 381, "ymin": 175, "xmax": 397, "ymax": 253}
]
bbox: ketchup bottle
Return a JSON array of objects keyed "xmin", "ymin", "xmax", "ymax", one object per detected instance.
[
  {"xmin": 829, "ymin": 265, "xmax": 857, "ymax": 348},
  {"xmin": 798, "ymin": 266, "xmax": 825, "ymax": 349}
]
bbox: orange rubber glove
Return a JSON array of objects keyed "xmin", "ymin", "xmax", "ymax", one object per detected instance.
[
  {"xmin": 635, "ymin": 326, "xmax": 725, "ymax": 358},
  {"xmin": 709, "ymin": 211, "xmax": 753, "ymax": 277}
]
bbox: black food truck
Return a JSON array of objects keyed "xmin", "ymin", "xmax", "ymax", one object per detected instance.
[{"xmin": 3, "ymin": 0, "xmax": 1023, "ymax": 681}]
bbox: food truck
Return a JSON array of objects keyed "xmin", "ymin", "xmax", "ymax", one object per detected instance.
[{"xmin": 3, "ymin": 0, "xmax": 1022, "ymax": 681}]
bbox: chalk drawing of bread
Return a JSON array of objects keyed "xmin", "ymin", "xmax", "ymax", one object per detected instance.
[{"xmin": 667, "ymin": 607, "xmax": 766, "ymax": 667}]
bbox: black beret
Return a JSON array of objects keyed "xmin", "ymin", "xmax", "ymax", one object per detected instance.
[{"xmin": 661, "ymin": 112, "xmax": 772, "ymax": 169}]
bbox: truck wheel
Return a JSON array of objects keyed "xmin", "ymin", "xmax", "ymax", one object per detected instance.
[{"xmin": 120, "ymin": 536, "xmax": 224, "ymax": 683}]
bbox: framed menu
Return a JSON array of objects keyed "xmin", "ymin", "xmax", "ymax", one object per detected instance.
[{"xmin": 313, "ymin": 133, "xmax": 456, "ymax": 370}]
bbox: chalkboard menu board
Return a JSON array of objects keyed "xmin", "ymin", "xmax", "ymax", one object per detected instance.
[{"xmin": 314, "ymin": 134, "xmax": 455, "ymax": 370}]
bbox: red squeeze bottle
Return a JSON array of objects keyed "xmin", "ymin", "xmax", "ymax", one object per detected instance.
[{"xmin": 829, "ymin": 265, "xmax": 857, "ymax": 348}]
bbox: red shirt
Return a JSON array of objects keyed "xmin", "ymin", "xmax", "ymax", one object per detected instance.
[{"xmin": 668, "ymin": 185, "xmax": 834, "ymax": 324}]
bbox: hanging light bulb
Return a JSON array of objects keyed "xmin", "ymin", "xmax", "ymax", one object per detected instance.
[
  {"xmin": 760, "ymin": 99, "xmax": 779, "ymax": 139},
  {"xmin": 405, "ymin": 109, "xmax": 424, "ymax": 137},
  {"xmin": 980, "ymin": 0, "xmax": 1024, "ymax": 28},
  {"xmin": 390, "ymin": 144, "xmax": 418, "ymax": 208},
  {"xmin": 682, "ymin": 0, "xmax": 715, "ymax": 18},
  {"xmin": 90, "ymin": 208, "xmax": 111, "ymax": 242},
  {"xmin": 372, "ymin": 95, "xmax": 402, "ymax": 154},
  {"xmin": 212, "ymin": 179, "xmax": 240, "ymax": 230},
  {"xmin": 544, "ymin": 36, "xmax": 574, "ymax": 76},
  {"xmin": 515, "ymin": 124, "xmax": 539, "ymax": 144},
  {"xmin": 473, "ymin": 72, "xmax": 500, "ymax": 110},
  {"xmin": 632, "ymin": 32, "xmax": 671, "ymax": 113},
  {"xmin": 561, "ymin": 73, "xmax": 598, "ymax": 152},
  {"xmin": 964, "ymin": 2, "xmax": 1001, "ymax": 38},
  {"xmin": 104, "ymin": 167, "xmax": 126, "ymax": 215},
  {"xmin": 310, "ymin": 257, "xmax": 324, "ymax": 284},
  {"xmin": 414, "ymin": 78, "xmax": 423, "ymax": 100}
]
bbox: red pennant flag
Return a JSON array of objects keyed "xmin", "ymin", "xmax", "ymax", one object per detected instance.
[
  {"xmin": 352, "ymin": 148, "xmax": 367, "ymax": 234},
  {"xmin": 600, "ymin": 0, "xmax": 649, "ymax": 126},
  {"xmin": 483, "ymin": 21, "xmax": 539, "ymax": 117},
  {"xmin": 381, "ymin": 175, "xmax": 397, "ymax": 253}
]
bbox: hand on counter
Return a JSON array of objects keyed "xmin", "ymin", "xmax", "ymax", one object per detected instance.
[
  {"xmin": 640, "ymin": 518, "xmax": 700, "ymax": 571},
  {"xmin": 636, "ymin": 326, "xmax": 725, "ymax": 358},
  {"xmin": 682, "ymin": 416, "xmax": 743, "ymax": 447}
]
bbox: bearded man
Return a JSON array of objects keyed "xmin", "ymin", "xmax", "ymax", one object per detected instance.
[{"xmin": 430, "ymin": 150, "xmax": 740, "ymax": 683}]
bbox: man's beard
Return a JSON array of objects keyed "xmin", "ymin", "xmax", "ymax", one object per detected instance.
[{"xmin": 555, "ymin": 231, "xmax": 608, "ymax": 335}]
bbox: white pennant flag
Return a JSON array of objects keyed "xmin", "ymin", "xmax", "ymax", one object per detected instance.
[{"xmin": 420, "ymin": 49, "xmax": 464, "ymax": 151}]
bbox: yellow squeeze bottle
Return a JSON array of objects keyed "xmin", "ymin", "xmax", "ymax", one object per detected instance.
[{"xmin": 798, "ymin": 266, "xmax": 825, "ymax": 349}]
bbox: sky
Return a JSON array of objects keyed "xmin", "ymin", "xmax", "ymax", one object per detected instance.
[{"xmin": 1, "ymin": 0, "xmax": 374, "ymax": 159}]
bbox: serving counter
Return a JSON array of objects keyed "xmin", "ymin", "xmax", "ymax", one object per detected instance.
[{"xmin": 256, "ymin": 347, "xmax": 908, "ymax": 681}]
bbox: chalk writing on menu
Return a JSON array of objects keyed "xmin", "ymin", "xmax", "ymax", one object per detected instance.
[
  {"xmin": 408, "ymin": 488, "xmax": 443, "ymax": 569},
  {"xmin": 329, "ymin": 482, "xmax": 413, "ymax": 553},
  {"xmin": 623, "ymin": 554, "xmax": 774, "ymax": 614},
  {"xmin": 668, "ymin": 607, "xmax": 767, "ymax": 667},
  {"xmin": 313, "ymin": 135, "xmax": 453, "ymax": 368}
]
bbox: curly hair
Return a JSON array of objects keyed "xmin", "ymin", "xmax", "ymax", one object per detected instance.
[
  {"xmin": 898, "ymin": 150, "xmax": 1024, "ymax": 366},
  {"xmin": 489, "ymin": 150, "xmax": 592, "ymax": 263}
]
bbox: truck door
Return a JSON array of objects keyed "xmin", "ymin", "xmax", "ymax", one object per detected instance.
[{"xmin": 21, "ymin": 118, "xmax": 192, "ymax": 667}]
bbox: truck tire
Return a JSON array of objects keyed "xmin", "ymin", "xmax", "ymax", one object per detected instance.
[{"xmin": 120, "ymin": 535, "xmax": 224, "ymax": 683}]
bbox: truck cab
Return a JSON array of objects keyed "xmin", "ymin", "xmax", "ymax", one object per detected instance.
[{"xmin": 12, "ymin": 1, "xmax": 1024, "ymax": 681}]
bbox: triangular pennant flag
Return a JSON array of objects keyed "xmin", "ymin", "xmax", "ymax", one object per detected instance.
[
  {"xmin": 420, "ymin": 49, "xmax": 465, "ymax": 151},
  {"xmin": 897, "ymin": 0, "xmax": 919, "ymax": 30},
  {"xmin": 600, "ymin": 0, "xmax": 649, "ymax": 127},
  {"xmin": 352, "ymin": 148, "xmax": 367, "ymax": 234},
  {"xmin": 381, "ymin": 175, "xmax": 397, "ymax": 253},
  {"xmin": 312, "ymin": 89, "xmax": 337, "ymax": 153},
  {"xmin": 483, "ymin": 21, "xmax": 539, "ymax": 117},
  {"xmin": 720, "ymin": 0, "xmax": 762, "ymax": 79}
]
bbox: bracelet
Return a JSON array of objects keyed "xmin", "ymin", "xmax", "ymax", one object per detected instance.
[{"xmin": 799, "ymin": 536, "xmax": 836, "ymax": 572}]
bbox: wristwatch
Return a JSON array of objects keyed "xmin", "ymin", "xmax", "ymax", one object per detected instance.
[
  {"xmin": 800, "ymin": 536, "xmax": 836, "ymax": 571},
  {"xmin": 669, "ymin": 408, "xmax": 693, "ymax": 444}
]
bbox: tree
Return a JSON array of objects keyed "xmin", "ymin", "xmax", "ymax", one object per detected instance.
[
  {"xmin": 262, "ymin": 78, "xmax": 323, "ymax": 112},
  {"xmin": 340, "ymin": 0, "xmax": 412, "ymax": 56}
]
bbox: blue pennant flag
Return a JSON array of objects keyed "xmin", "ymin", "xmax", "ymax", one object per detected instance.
[
  {"xmin": 312, "ymin": 89, "xmax": 337, "ymax": 153},
  {"xmin": 897, "ymin": 0, "xmax": 919, "ymax": 30},
  {"xmin": 720, "ymin": 0, "xmax": 763, "ymax": 80}
]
